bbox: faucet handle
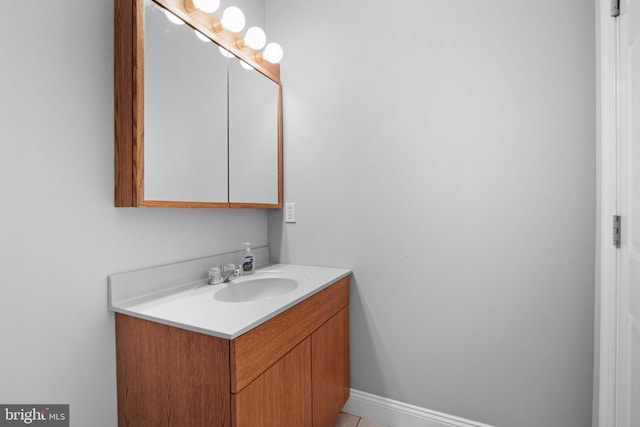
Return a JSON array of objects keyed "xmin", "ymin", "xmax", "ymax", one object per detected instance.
[
  {"xmin": 208, "ymin": 266, "xmax": 223, "ymax": 285},
  {"xmin": 208, "ymin": 264, "xmax": 240, "ymax": 285},
  {"xmin": 221, "ymin": 263, "xmax": 236, "ymax": 272},
  {"xmin": 223, "ymin": 263, "xmax": 242, "ymax": 278}
]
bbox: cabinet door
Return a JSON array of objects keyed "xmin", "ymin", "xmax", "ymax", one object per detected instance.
[
  {"xmin": 232, "ymin": 338, "xmax": 312, "ymax": 427},
  {"xmin": 228, "ymin": 57, "xmax": 281, "ymax": 206},
  {"xmin": 312, "ymin": 307, "xmax": 350, "ymax": 427},
  {"xmin": 115, "ymin": 314, "xmax": 231, "ymax": 427}
]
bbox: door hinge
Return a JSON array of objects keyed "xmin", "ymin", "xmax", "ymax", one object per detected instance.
[
  {"xmin": 613, "ymin": 215, "xmax": 621, "ymax": 248},
  {"xmin": 611, "ymin": 0, "xmax": 620, "ymax": 17}
]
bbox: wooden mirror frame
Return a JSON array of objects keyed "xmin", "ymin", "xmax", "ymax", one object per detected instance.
[{"xmin": 114, "ymin": 0, "xmax": 283, "ymax": 208}]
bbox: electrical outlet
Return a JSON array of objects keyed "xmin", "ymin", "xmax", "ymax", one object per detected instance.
[{"xmin": 285, "ymin": 203, "xmax": 296, "ymax": 223}]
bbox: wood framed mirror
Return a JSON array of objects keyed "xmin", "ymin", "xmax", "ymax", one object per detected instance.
[{"xmin": 114, "ymin": 0, "xmax": 282, "ymax": 208}]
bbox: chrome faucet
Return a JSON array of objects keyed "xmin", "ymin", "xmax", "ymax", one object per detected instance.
[{"xmin": 208, "ymin": 264, "xmax": 240, "ymax": 285}]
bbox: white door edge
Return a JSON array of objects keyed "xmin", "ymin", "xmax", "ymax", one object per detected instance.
[{"xmin": 595, "ymin": 0, "xmax": 622, "ymax": 426}]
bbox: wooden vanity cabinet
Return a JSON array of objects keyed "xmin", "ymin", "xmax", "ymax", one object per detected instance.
[{"xmin": 115, "ymin": 276, "xmax": 350, "ymax": 427}]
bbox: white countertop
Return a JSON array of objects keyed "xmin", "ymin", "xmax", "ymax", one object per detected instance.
[{"xmin": 108, "ymin": 263, "xmax": 351, "ymax": 339}]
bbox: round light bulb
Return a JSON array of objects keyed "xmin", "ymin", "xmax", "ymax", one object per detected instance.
[
  {"xmin": 244, "ymin": 26, "xmax": 266, "ymax": 50},
  {"xmin": 164, "ymin": 9, "xmax": 185, "ymax": 25},
  {"xmin": 221, "ymin": 6, "xmax": 246, "ymax": 32},
  {"xmin": 218, "ymin": 46, "xmax": 234, "ymax": 58},
  {"xmin": 239, "ymin": 60, "xmax": 254, "ymax": 71},
  {"xmin": 194, "ymin": 30, "xmax": 210, "ymax": 42},
  {"xmin": 192, "ymin": 0, "xmax": 220, "ymax": 13},
  {"xmin": 263, "ymin": 42, "xmax": 283, "ymax": 64}
]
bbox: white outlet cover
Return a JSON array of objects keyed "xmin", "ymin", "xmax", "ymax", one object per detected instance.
[{"xmin": 285, "ymin": 202, "xmax": 296, "ymax": 223}]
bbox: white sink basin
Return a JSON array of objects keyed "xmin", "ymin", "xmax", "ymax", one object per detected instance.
[{"xmin": 214, "ymin": 274, "xmax": 299, "ymax": 302}]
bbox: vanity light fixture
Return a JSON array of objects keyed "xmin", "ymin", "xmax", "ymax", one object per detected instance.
[
  {"xmin": 262, "ymin": 42, "xmax": 283, "ymax": 64},
  {"xmin": 239, "ymin": 60, "xmax": 255, "ymax": 71},
  {"xmin": 194, "ymin": 29, "xmax": 210, "ymax": 42},
  {"xmin": 164, "ymin": 9, "xmax": 185, "ymax": 25},
  {"xmin": 244, "ymin": 26, "xmax": 267, "ymax": 50},
  {"xmin": 221, "ymin": 6, "xmax": 246, "ymax": 32},
  {"xmin": 158, "ymin": 2, "xmax": 283, "ymax": 73},
  {"xmin": 218, "ymin": 46, "xmax": 234, "ymax": 58},
  {"xmin": 192, "ymin": 0, "xmax": 220, "ymax": 13}
]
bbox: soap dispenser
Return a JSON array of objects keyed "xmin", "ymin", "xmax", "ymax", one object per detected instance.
[{"xmin": 241, "ymin": 242, "xmax": 255, "ymax": 275}]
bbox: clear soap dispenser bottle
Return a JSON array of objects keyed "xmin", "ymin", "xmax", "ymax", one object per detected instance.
[{"xmin": 241, "ymin": 242, "xmax": 255, "ymax": 275}]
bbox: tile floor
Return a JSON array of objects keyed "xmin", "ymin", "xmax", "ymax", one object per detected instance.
[{"xmin": 334, "ymin": 412, "xmax": 386, "ymax": 427}]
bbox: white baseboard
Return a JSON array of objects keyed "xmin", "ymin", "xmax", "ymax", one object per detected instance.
[{"xmin": 342, "ymin": 389, "xmax": 495, "ymax": 427}]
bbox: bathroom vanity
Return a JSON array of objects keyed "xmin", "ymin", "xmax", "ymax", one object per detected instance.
[{"xmin": 109, "ymin": 261, "xmax": 350, "ymax": 426}]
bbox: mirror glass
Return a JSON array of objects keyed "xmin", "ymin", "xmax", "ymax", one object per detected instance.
[
  {"xmin": 228, "ymin": 57, "xmax": 280, "ymax": 204},
  {"xmin": 143, "ymin": 1, "xmax": 228, "ymax": 202}
]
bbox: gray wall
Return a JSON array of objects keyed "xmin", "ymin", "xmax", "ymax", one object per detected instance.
[
  {"xmin": 0, "ymin": 1, "xmax": 267, "ymax": 426},
  {"xmin": 267, "ymin": 1, "xmax": 595, "ymax": 426},
  {"xmin": 0, "ymin": 1, "xmax": 595, "ymax": 426}
]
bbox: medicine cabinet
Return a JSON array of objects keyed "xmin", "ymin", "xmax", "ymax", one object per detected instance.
[{"xmin": 114, "ymin": 0, "xmax": 282, "ymax": 208}]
